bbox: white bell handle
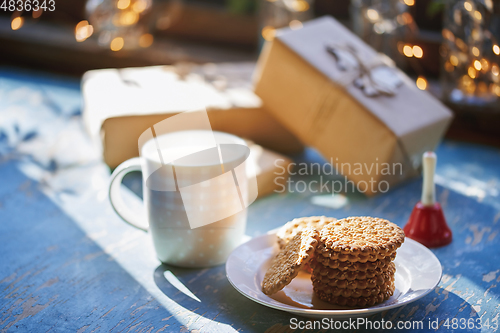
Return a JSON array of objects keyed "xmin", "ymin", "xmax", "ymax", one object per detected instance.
[{"xmin": 421, "ymin": 152, "xmax": 437, "ymax": 206}]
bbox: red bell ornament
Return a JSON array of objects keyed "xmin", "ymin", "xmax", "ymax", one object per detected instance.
[{"xmin": 403, "ymin": 152, "xmax": 452, "ymax": 248}]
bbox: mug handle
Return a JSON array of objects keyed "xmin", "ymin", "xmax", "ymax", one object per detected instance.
[{"xmin": 109, "ymin": 157, "xmax": 148, "ymax": 231}]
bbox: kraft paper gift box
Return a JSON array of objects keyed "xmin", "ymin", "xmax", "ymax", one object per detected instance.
[
  {"xmin": 82, "ymin": 64, "xmax": 298, "ymax": 197},
  {"xmin": 254, "ymin": 16, "xmax": 453, "ymax": 195},
  {"xmin": 82, "ymin": 64, "xmax": 303, "ymax": 168}
]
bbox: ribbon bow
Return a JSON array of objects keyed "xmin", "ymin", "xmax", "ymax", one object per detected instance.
[{"xmin": 326, "ymin": 43, "xmax": 403, "ymax": 97}]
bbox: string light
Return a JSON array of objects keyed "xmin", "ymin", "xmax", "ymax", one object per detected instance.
[
  {"xmin": 132, "ymin": 0, "xmax": 148, "ymax": 13},
  {"xmin": 397, "ymin": 42, "xmax": 404, "ymax": 54},
  {"xmin": 413, "ymin": 45, "xmax": 423, "ymax": 58},
  {"xmin": 460, "ymin": 75, "xmax": 476, "ymax": 94},
  {"xmin": 492, "ymin": 64, "xmax": 499, "ymax": 76},
  {"xmin": 477, "ymin": 82, "xmax": 488, "ymax": 95},
  {"xmin": 32, "ymin": 9, "xmax": 42, "ymax": 18},
  {"xmin": 471, "ymin": 29, "xmax": 480, "ymax": 41},
  {"xmin": 468, "ymin": 67, "xmax": 477, "ymax": 79},
  {"xmin": 11, "ymin": 17, "xmax": 23, "ymax": 30},
  {"xmin": 262, "ymin": 26, "xmax": 276, "ymax": 41},
  {"xmin": 416, "ymin": 76, "xmax": 427, "ymax": 90},
  {"xmin": 492, "ymin": 84, "xmax": 500, "ymax": 96},
  {"xmin": 291, "ymin": 0, "xmax": 309, "ymax": 12},
  {"xmin": 456, "ymin": 38, "xmax": 467, "ymax": 51},
  {"xmin": 403, "ymin": 45, "xmax": 413, "ymax": 57},
  {"xmin": 289, "ymin": 20, "xmax": 303, "ymax": 30},
  {"xmin": 156, "ymin": 16, "xmax": 171, "ymax": 30},
  {"xmin": 445, "ymin": 61, "xmax": 454, "ymax": 72},
  {"xmin": 366, "ymin": 9, "xmax": 380, "ymax": 22},
  {"xmin": 110, "ymin": 37, "xmax": 124, "ymax": 51},
  {"xmin": 442, "ymin": 11, "xmax": 500, "ymax": 102},
  {"xmin": 473, "ymin": 60, "xmax": 482, "ymax": 71},
  {"xmin": 114, "ymin": 11, "xmax": 139, "ymax": 26},
  {"xmin": 442, "ymin": 29, "xmax": 455, "ymax": 42},
  {"xmin": 480, "ymin": 59, "xmax": 489, "ymax": 72},
  {"xmin": 139, "ymin": 33, "xmax": 153, "ymax": 48},
  {"xmin": 75, "ymin": 20, "xmax": 94, "ymax": 42},
  {"xmin": 460, "ymin": 75, "xmax": 474, "ymax": 90},
  {"xmin": 403, "ymin": 0, "xmax": 414, "ymax": 6},
  {"xmin": 450, "ymin": 55, "xmax": 459, "ymax": 66},
  {"xmin": 85, "ymin": 0, "xmax": 154, "ymax": 52},
  {"xmin": 399, "ymin": 12, "xmax": 413, "ymax": 25},
  {"xmin": 117, "ymin": 0, "xmax": 130, "ymax": 9}
]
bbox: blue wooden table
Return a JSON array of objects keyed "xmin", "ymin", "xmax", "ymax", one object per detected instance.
[{"xmin": 1, "ymin": 68, "xmax": 499, "ymax": 332}]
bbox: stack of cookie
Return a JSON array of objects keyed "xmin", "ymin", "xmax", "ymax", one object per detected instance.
[{"xmin": 311, "ymin": 216, "xmax": 405, "ymax": 307}]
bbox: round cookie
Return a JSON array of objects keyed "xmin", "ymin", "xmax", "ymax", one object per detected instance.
[
  {"xmin": 312, "ymin": 278, "xmax": 394, "ymax": 297},
  {"xmin": 312, "ymin": 261, "xmax": 396, "ymax": 281},
  {"xmin": 261, "ymin": 227, "xmax": 320, "ymax": 295},
  {"xmin": 277, "ymin": 216, "xmax": 336, "ymax": 249},
  {"xmin": 319, "ymin": 216, "xmax": 405, "ymax": 256},
  {"xmin": 314, "ymin": 253, "xmax": 395, "ymax": 271},
  {"xmin": 314, "ymin": 283, "xmax": 395, "ymax": 307},
  {"xmin": 313, "ymin": 270, "xmax": 395, "ymax": 289},
  {"xmin": 317, "ymin": 243, "xmax": 395, "ymax": 262}
]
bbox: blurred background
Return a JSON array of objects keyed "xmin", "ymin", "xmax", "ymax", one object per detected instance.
[{"xmin": 1, "ymin": 0, "xmax": 499, "ymax": 145}]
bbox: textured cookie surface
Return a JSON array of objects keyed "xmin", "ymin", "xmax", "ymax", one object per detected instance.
[
  {"xmin": 314, "ymin": 282, "xmax": 395, "ymax": 307},
  {"xmin": 277, "ymin": 216, "xmax": 336, "ymax": 249},
  {"xmin": 313, "ymin": 269, "xmax": 395, "ymax": 289},
  {"xmin": 261, "ymin": 228, "xmax": 320, "ymax": 295},
  {"xmin": 314, "ymin": 253, "xmax": 395, "ymax": 271},
  {"xmin": 320, "ymin": 216, "xmax": 405, "ymax": 255},
  {"xmin": 312, "ymin": 278, "xmax": 394, "ymax": 297},
  {"xmin": 317, "ymin": 244, "xmax": 394, "ymax": 262},
  {"xmin": 312, "ymin": 261, "xmax": 396, "ymax": 281}
]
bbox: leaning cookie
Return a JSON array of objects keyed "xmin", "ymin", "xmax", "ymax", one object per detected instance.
[
  {"xmin": 261, "ymin": 227, "xmax": 320, "ymax": 295},
  {"xmin": 277, "ymin": 216, "xmax": 336, "ymax": 249}
]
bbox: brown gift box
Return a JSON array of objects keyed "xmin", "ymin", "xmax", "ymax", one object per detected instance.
[
  {"xmin": 82, "ymin": 64, "xmax": 303, "ymax": 168},
  {"xmin": 82, "ymin": 64, "xmax": 300, "ymax": 197},
  {"xmin": 254, "ymin": 16, "xmax": 453, "ymax": 195}
]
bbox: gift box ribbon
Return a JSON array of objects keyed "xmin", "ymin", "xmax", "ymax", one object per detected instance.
[{"xmin": 326, "ymin": 43, "xmax": 403, "ymax": 97}]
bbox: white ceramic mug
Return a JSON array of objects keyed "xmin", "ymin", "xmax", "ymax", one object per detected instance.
[{"xmin": 109, "ymin": 130, "xmax": 254, "ymax": 267}]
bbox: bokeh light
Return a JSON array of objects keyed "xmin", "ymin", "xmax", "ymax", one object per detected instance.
[
  {"xmin": 75, "ymin": 20, "xmax": 94, "ymax": 42},
  {"xmin": 403, "ymin": 45, "xmax": 413, "ymax": 57},
  {"xmin": 262, "ymin": 26, "xmax": 276, "ymax": 41},
  {"xmin": 32, "ymin": 9, "xmax": 42, "ymax": 19},
  {"xmin": 366, "ymin": 9, "xmax": 379, "ymax": 22},
  {"xmin": 412, "ymin": 45, "xmax": 423, "ymax": 58},
  {"xmin": 139, "ymin": 33, "xmax": 154, "ymax": 48},
  {"xmin": 416, "ymin": 76, "xmax": 427, "ymax": 90},
  {"xmin": 473, "ymin": 60, "xmax": 482, "ymax": 71},
  {"xmin": 468, "ymin": 66, "xmax": 476, "ymax": 79},
  {"xmin": 117, "ymin": 0, "xmax": 130, "ymax": 10},
  {"xmin": 110, "ymin": 37, "xmax": 124, "ymax": 51},
  {"xmin": 289, "ymin": 20, "xmax": 303, "ymax": 30},
  {"xmin": 11, "ymin": 17, "xmax": 24, "ymax": 30}
]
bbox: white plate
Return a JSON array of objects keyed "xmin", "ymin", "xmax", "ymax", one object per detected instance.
[{"xmin": 226, "ymin": 234, "xmax": 442, "ymax": 319}]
